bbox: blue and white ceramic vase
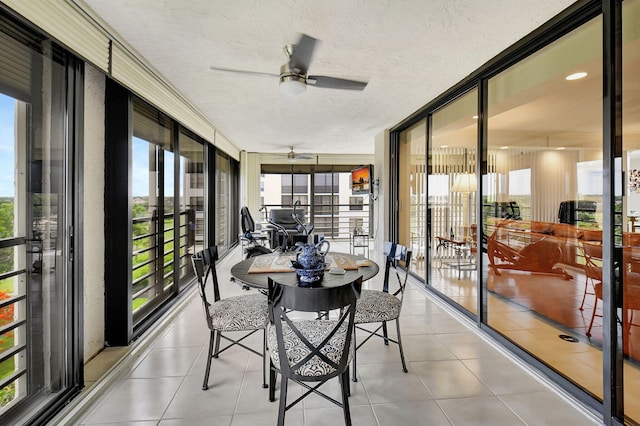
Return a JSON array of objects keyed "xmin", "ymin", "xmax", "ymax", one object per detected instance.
[{"xmin": 294, "ymin": 240, "xmax": 330, "ymax": 284}]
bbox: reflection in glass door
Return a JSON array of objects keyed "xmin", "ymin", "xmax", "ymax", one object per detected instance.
[
  {"xmin": 428, "ymin": 90, "xmax": 478, "ymax": 314},
  {"xmin": 178, "ymin": 131, "xmax": 204, "ymax": 289},
  {"xmin": 398, "ymin": 121, "xmax": 427, "ymax": 277},
  {"xmin": 485, "ymin": 14, "xmax": 605, "ymax": 408},
  {"xmin": 623, "ymin": 0, "xmax": 640, "ymax": 422},
  {"xmin": 215, "ymin": 152, "xmax": 231, "ymax": 256},
  {"xmin": 0, "ymin": 45, "xmax": 72, "ymax": 420}
]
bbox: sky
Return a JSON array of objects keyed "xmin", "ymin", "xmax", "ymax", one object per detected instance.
[
  {"xmin": 0, "ymin": 94, "xmax": 15, "ymax": 198},
  {"xmin": 132, "ymin": 137, "xmax": 175, "ymax": 198}
]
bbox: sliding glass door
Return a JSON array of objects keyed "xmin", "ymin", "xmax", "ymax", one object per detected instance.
[
  {"xmin": 484, "ymin": 13, "xmax": 605, "ymax": 405},
  {"xmin": 131, "ymin": 100, "xmax": 176, "ymax": 321},
  {"xmin": 178, "ymin": 130, "xmax": 204, "ymax": 289},
  {"xmin": 398, "ymin": 122, "xmax": 427, "ymax": 276},
  {"xmin": 428, "ymin": 90, "xmax": 478, "ymax": 314},
  {"xmin": 0, "ymin": 19, "xmax": 77, "ymax": 423}
]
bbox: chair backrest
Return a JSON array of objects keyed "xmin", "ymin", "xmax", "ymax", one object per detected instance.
[
  {"xmin": 268, "ymin": 277, "xmax": 362, "ymax": 382},
  {"xmin": 581, "ymin": 241, "xmax": 603, "ymax": 281},
  {"xmin": 382, "ymin": 242, "xmax": 412, "ymax": 296},
  {"xmin": 240, "ymin": 206, "xmax": 256, "ymax": 235},
  {"xmin": 293, "ymin": 200, "xmax": 314, "ymax": 236},
  {"xmin": 191, "ymin": 246, "xmax": 221, "ymax": 328},
  {"xmin": 269, "ymin": 208, "xmax": 303, "ymax": 230}
]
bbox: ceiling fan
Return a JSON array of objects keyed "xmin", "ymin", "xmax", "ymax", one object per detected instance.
[
  {"xmin": 286, "ymin": 146, "xmax": 313, "ymax": 162},
  {"xmin": 210, "ymin": 34, "xmax": 368, "ymax": 95}
]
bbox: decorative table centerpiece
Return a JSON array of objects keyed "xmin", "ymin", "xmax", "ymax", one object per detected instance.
[{"xmin": 290, "ymin": 240, "xmax": 330, "ymax": 285}]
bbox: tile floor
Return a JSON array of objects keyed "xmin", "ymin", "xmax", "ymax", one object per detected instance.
[
  {"xmin": 58, "ymin": 243, "xmax": 603, "ymax": 425},
  {"xmin": 426, "ymin": 251, "xmax": 640, "ymax": 422}
]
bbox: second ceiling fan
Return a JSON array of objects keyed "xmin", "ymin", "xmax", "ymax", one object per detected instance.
[
  {"xmin": 210, "ymin": 34, "xmax": 368, "ymax": 95},
  {"xmin": 286, "ymin": 146, "xmax": 313, "ymax": 162}
]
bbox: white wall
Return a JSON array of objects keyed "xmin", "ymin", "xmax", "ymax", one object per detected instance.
[
  {"xmin": 240, "ymin": 151, "xmax": 263, "ymax": 215},
  {"xmin": 83, "ymin": 64, "xmax": 106, "ymax": 361},
  {"xmin": 373, "ymin": 129, "xmax": 390, "ymax": 259}
]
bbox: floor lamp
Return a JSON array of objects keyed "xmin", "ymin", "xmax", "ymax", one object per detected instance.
[{"xmin": 451, "ymin": 173, "xmax": 477, "ymax": 241}]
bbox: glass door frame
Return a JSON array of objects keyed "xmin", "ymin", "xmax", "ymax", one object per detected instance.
[
  {"xmin": 388, "ymin": 1, "xmax": 626, "ymax": 423},
  {"xmin": 0, "ymin": 31, "xmax": 82, "ymax": 426}
]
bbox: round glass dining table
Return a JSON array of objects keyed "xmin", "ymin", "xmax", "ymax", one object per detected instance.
[{"xmin": 230, "ymin": 251, "xmax": 379, "ymax": 290}]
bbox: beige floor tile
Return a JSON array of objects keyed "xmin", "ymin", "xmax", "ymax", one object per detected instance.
[
  {"xmin": 438, "ymin": 395, "xmax": 526, "ymax": 425},
  {"xmin": 82, "ymin": 377, "xmax": 183, "ymax": 424},
  {"xmin": 163, "ymin": 373, "xmax": 242, "ymax": 418},
  {"xmin": 412, "ymin": 359, "xmax": 493, "ymax": 399},
  {"xmin": 128, "ymin": 346, "xmax": 201, "ymax": 378},
  {"xmin": 373, "ymin": 400, "xmax": 451, "ymax": 426},
  {"xmin": 461, "ymin": 357, "xmax": 549, "ymax": 395},
  {"xmin": 357, "ymin": 363, "xmax": 434, "ymax": 404},
  {"xmin": 72, "ymin": 244, "xmax": 602, "ymax": 426}
]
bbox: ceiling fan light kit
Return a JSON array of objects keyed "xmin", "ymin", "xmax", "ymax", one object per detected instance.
[
  {"xmin": 279, "ymin": 64, "xmax": 307, "ymax": 96},
  {"xmin": 279, "ymin": 77, "xmax": 307, "ymax": 96}
]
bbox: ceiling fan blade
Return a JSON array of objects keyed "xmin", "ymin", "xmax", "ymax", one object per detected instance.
[
  {"xmin": 289, "ymin": 34, "xmax": 317, "ymax": 73},
  {"xmin": 209, "ymin": 66, "xmax": 279, "ymax": 78},
  {"xmin": 307, "ymin": 75, "xmax": 368, "ymax": 91}
]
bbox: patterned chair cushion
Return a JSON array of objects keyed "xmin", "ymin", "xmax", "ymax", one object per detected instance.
[
  {"xmin": 268, "ymin": 319, "xmax": 353, "ymax": 377},
  {"xmin": 354, "ymin": 289, "xmax": 401, "ymax": 324},
  {"xmin": 210, "ymin": 293, "xmax": 268, "ymax": 331}
]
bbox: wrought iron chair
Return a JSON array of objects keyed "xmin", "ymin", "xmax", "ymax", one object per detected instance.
[
  {"xmin": 267, "ymin": 276, "xmax": 362, "ymax": 426},
  {"xmin": 352, "ymin": 242, "xmax": 412, "ymax": 382},
  {"xmin": 191, "ymin": 246, "xmax": 268, "ymax": 390}
]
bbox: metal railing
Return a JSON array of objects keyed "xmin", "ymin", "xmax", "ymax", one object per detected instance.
[{"xmin": 131, "ymin": 209, "xmax": 195, "ymax": 313}]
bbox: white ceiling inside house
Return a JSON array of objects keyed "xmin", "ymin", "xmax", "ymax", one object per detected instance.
[{"xmin": 77, "ymin": 0, "xmax": 578, "ymax": 156}]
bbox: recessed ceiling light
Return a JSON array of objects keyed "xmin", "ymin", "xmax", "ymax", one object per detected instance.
[
  {"xmin": 556, "ymin": 147, "xmax": 565, "ymax": 150},
  {"xmin": 566, "ymin": 72, "xmax": 587, "ymax": 81},
  {"xmin": 500, "ymin": 146, "xmax": 509, "ymax": 150},
  {"xmin": 440, "ymin": 145, "xmax": 449, "ymax": 148},
  {"xmin": 472, "ymin": 115, "xmax": 478, "ymax": 119}
]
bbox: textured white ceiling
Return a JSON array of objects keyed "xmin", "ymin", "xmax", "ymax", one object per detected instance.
[{"xmin": 80, "ymin": 0, "xmax": 577, "ymax": 155}]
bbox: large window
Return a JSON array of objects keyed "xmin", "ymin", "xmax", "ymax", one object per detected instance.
[
  {"xmin": 215, "ymin": 150, "xmax": 239, "ymax": 257},
  {"xmin": 398, "ymin": 120, "xmax": 426, "ymax": 267},
  {"xmin": 315, "ymin": 173, "xmax": 339, "ymax": 193},
  {"xmin": 427, "ymin": 89, "xmax": 478, "ymax": 314},
  {"xmin": 106, "ymin": 91, "xmax": 238, "ymax": 341},
  {"xmin": 178, "ymin": 130, "xmax": 204, "ymax": 289},
  {"xmin": 261, "ymin": 167, "xmax": 370, "ymax": 239},
  {"xmin": 393, "ymin": 3, "xmax": 640, "ymax": 422},
  {"xmin": 281, "ymin": 174, "xmax": 308, "ymax": 194},
  {"xmin": 0, "ymin": 18, "xmax": 78, "ymax": 423},
  {"xmin": 485, "ymin": 14, "xmax": 605, "ymax": 407},
  {"xmin": 131, "ymin": 101, "xmax": 176, "ymax": 319}
]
